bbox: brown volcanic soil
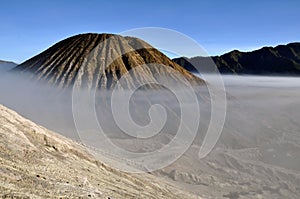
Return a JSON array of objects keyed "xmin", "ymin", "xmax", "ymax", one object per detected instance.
[{"xmin": 14, "ymin": 33, "xmax": 203, "ymax": 89}]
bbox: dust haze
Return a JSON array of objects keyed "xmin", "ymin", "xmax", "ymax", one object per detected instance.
[{"xmin": 0, "ymin": 71, "xmax": 300, "ymax": 198}]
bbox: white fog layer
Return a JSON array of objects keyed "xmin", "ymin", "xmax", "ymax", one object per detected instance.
[{"xmin": 0, "ymin": 72, "xmax": 299, "ymax": 198}]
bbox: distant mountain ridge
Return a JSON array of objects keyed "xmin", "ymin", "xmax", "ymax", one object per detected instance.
[
  {"xmin": 173, "ymin": 42, "xmax": 300, "ymax": 75},
  {"xmin": 13, "ymin": 33, "xmax": 203, "ymax": 89},
  {"xmin": 0, "ymin": 60, "xmax": 17, "ymax": 72},
  {"xmin": 0, "ymin": 60, "xmax": 15, "ymax": 64}
]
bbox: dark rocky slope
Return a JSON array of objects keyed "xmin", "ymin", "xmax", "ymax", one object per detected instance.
[{"xmin": 173, "ymin": 42, "xmax": 300, "ymax": 75}]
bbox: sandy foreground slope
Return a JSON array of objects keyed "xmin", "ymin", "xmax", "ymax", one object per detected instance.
[{"xmin": 0, "ymin": 104, "xmax": 199, "ymax": 199}]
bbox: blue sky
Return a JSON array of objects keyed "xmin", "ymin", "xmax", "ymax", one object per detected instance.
[{"xmin": 0, "ymin": 0, "xmax": 299, "ymax": 63}]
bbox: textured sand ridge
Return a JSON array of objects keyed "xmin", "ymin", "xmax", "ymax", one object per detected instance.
[{"xmin": 0, "ymin": 104, "xmax": 199, "ymax": 198}]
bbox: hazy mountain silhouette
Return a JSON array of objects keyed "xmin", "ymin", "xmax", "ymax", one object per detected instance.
[
  {"xmin": 13, "ymin": 33, "xmax": 203, "ymax": 89},
  {"xmin": 173, "ymin": 42, "xmax": 300, "ymax": 75},
  {"xmin": 0, "ymin": 60, "xmax": 17, "ymax": 72}
]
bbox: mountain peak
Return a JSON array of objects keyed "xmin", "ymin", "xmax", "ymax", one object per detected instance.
[{"xmin": 14, "ymin": 33, "xmax": 202, "ymax": 89}]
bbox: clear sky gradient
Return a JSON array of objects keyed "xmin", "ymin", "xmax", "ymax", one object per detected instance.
[{"xmin": 1, "ymin": 0, "xmax": 299, "ymax": 63}]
